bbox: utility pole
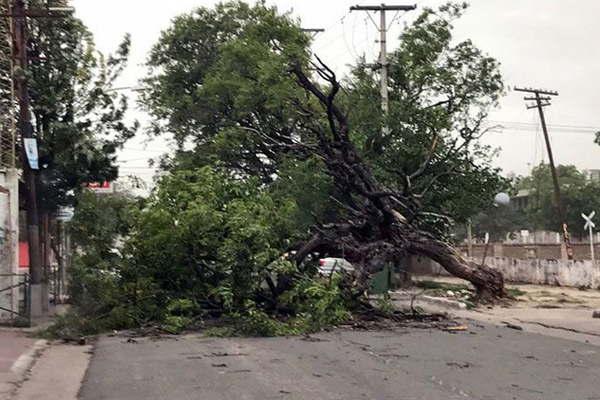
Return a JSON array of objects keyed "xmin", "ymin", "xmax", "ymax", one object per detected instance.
[
  {"xmin": 11, "ymin": 0, "xmax": 44, "ymax": 316},
  {"xmin": 9, "ymin": 0, "xmax": 73, "ymax": 317},
  {"xmin": 515, "ymin": 86, "xmax": 573, "ymax": 260},
  {"xmin": 349, "ymin": 4, "xmax": 416, "ymax": 115}
]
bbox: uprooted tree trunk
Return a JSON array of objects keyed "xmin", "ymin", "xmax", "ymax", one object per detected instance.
[{"xmin": 287, "ymin": 58, "xmax": 505, "ymax": 301}]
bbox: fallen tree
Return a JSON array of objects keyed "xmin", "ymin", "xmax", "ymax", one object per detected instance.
[
  {"xmin": 140, "ymin": 2, "xmax": 507, "ymax": 301},
  {"xmin": 286, "ymin": 58, "xmax": 505, "ymax": 300}
]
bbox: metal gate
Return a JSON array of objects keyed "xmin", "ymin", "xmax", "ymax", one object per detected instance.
[{"xmin": 0, "ymin": 273, "xmax": 30, "ymax": 325}]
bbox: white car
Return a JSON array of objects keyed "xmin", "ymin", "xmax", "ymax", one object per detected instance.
[{"xmin": 318, "ymin": 257, "xmax": 354, "ymax": 276}]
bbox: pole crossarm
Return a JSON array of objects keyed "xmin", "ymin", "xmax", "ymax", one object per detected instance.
[
  {"xmin": 524, "ymin": 96, "xmax": 551, "ymax": 101},
  {"xmin": 527, "ymin": 102, "xmax": 551, "ymax": 109},
  {"xmin": 514, "ymin": 86, "xmax": 559, "ymax": 96},
  {"xmin": 350, "ymin": 4, "xmax": 416, "ymax": 11}
]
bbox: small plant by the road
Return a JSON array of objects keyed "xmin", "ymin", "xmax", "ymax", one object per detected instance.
[{"xmin": 375, "ymin": 294, "xmax": 396, "ymax": 316}]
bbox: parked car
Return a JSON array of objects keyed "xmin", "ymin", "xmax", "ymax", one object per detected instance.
[{"xmin": 318, "ymin": 257, "xmax": 354, "ymax": 276}]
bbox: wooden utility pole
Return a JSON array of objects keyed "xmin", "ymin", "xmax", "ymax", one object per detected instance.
[
  {"xmin": 11, "ymin": 0, "xmax": 43, "ymax": 290},
  {"xmin": 515, "ymin": 86, "xmax": 573, "ymax": 260},
  {"xmin": 349, "ymin": 4, "xmax": 416, "ymax": 115},
  {"xmin": 9, "ymin": 0, "xmax": 73, "ymax": 316}
]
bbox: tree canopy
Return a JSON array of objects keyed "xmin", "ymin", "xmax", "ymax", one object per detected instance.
[
  {"xmin": 141, "ymin": 1, "xmax": 506, "ymax": 238},
  {"xmin": 27, "ymin": 1, "xmax": 137, "ymax": 211},
  {"xmin": 516, "ymin": 164, "xmax": 600, "ymax": 238},
  {"xmin": 138, "ymin": 1, "xmax": 509, "ymax": 298}
]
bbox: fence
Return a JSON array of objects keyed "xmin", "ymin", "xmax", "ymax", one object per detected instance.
[
  {"xmin": 458, "ymin": 242, "xmax": 600, "ymax": 261},
  {"xmin": 0, "ymin": 273, "xmax": 30, "ymax": 325}
]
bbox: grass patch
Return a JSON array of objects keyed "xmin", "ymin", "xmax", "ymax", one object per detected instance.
[{"xmin": 506, "ymin": 287, "xmax": 526, "ymax": 297}]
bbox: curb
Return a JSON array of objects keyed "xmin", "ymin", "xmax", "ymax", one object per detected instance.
[
  {"xmin": 391, "ymin": 292, "xmax": 467, "ymax": 310},
  {"xmin": 420, "ymin": 295, "xmax": 468, "ymax": 310},
  {"xmin": 10, "ymin": 340, "xmax": 49, "ymax": 379}
]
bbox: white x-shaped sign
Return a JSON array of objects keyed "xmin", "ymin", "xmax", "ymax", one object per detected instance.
[{"xmin": 582, "ymin": 211, "xmax": 596, "ymax": 231}]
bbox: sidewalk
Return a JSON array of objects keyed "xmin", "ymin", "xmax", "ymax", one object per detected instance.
[
  {"xmin": 0, "ymin": 330, "xmax": 47, "ymax": 400},
  {"xmin": 12, "ymin": 343, "xmax": 91, "ymax": 400},
  {"xmin": 393, "ymin": 277, "xmax": 600, "ymax": 346}
]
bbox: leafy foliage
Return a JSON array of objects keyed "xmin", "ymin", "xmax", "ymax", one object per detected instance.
[
  {"xmin": 517, "ymin": 164, "xmax": 600, "ymax": 238},
  {"xmin": 142, "ymin": 1, "xmax": 506, "ymax": 239},
  {"xmin": 57, "ymin": 168, "xmax": 354, "ymax": 338},
  {"xmin": 55, "ymin": 1, "xmax": 515, "ymax": 336},
  {"xmin": 65, "ymin": 191, "xmax": 140, "ymax": 335},
  {"xmin": 141, "ymin": 1, "xmax": 310, "ymax": 181},
  {"xmin": 125, "ymin": 167, "xmax": 299, "ymax": 314},
  {"xmin": 346, "ymin": 3, "xmax": 505, "ymax": 234},
  {"xmin": 27, "ymin": 1, "xmax": 137, "ymax": 211}
]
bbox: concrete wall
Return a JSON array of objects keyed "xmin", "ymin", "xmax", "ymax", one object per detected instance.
[
  {"xmin": 408, "ymin": 255, "xmax": 600, "ymax": 289},
  {"xmin": 483, "ymin": 257, "xmax": 600, "ymax": 288},
  {"xmin": 0, "ymin": 169, "xmax": 20, "ymax": 320}
]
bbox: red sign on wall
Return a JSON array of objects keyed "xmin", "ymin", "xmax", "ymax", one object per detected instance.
[
  {"xmin": 19, "ymin": 241, "xmax": 29, "ymax": 269},
  {"xmin": 85, "ymin": 182, "xmax": 114, "ymax": 194}
]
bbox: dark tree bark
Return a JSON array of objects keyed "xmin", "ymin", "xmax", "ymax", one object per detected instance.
[{"xmin": 286, "ymin": 58, "xmax": 505, "ymax": 300}]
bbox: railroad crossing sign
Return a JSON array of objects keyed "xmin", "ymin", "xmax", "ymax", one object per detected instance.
[{"xmin": 582, "ymin": 211, "xmax": 596, "ymax": 262}]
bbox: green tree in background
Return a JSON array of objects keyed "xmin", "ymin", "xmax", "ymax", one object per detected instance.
[
  {"xmin": 518, "ymin": 164, "xmax": 600, "ymax": 239},
  {"xmin": 28, "ymin": 1, "xmax": 137, "ymax": 211}
]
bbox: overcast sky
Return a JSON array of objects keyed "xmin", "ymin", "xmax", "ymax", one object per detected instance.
[{"xmin": 71, "ymin": 0, "xmax": 600, "ymax": 182}]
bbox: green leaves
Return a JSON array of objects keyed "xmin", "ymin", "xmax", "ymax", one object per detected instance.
[
  {"xmin": 27, "ymin": 1, "xmax": 137, "ymax": 210},
  {"xmin": 127, "ymin": 167, "xmax": 298, "ymax": 309},
  {"xmin": 519, "ymin": 164, "xmax": 600, "ymax": 238},
  {"xmin": 346, "ymin": 3, "xmax": 505, "ymax": 232},
  {"xmin": 141, "ymin": 1, "xmax": 310, "ymax": 180}
]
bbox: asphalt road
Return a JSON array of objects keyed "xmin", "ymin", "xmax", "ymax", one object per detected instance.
[{"xmin": 80, "ymin": 322, "xmax": 600, "ymax": 400}]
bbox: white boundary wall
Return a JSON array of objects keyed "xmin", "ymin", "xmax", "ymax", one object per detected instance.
[
  {"xmin": 408, "ymin": 255, "xmax": 600, "ymax": 289},
  {"xmin": 482, "ymin": 257, "xmax": 600, "ymax": 289}
]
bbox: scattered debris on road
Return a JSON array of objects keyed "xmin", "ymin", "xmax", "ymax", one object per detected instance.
[
  {"xmin": 443, "ymin": 325, "xmax": 468, "ymax": 332},
  {"xmin": 446, "ymin": 361, "xmax": 472, "ymax": 369},
  {"xmin": 502, "ymin": 321, "xmax": 524, "ymax": 331}
]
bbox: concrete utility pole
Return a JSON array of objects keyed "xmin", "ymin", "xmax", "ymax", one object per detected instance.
[
  {"xmin": 349, "ymin": 4, "xmax": 416, "ymax": 115},
  {"xmin": 515, "ymin": 86, "xmax": 573, "ymax": 260}
]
